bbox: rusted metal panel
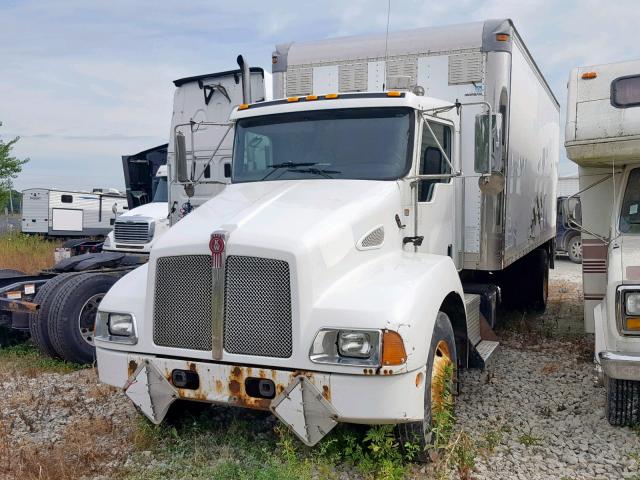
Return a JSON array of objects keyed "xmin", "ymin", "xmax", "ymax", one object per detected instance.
[
  {"xmin": 127, "ymin": 355, "xmax": 332, "ymax": 411},
  {"xmin": 0, "ymin": 297, "xmax": 40, "ymax": 313}
]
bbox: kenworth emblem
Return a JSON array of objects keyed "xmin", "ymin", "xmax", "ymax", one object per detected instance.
[{"xmin": 209, "ymin": 232, "xmax": 226, "ymax": 268}]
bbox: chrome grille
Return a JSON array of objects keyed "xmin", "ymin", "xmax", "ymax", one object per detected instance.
[
  {"xmin": 224, "ymin": 256, "xmax": 292, "ymax": 358},
  {"xmin": 114, "ymin": 220, "xmax": 150, "ymax": 244},
  {"xmin": 153, "ymin": 255, "xmax": 213, "ymax": 351}
]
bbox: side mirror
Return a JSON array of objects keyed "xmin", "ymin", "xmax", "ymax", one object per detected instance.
[
  {"xmin": 561, "ymin": 196, "xmax": 582, "ymax": 228},
  {"xmin": 175, "ymin": 131, "xmax": 189, "ymax": 183},
  {"xmin": 474, "ymin": 113, "xmax": 503, "ymax": 174}
]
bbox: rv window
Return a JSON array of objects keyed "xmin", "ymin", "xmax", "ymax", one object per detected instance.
[
  {"xmin": 418, "ymin": 121, "xmax": 451, "ymax": 202},
  {"xmin": 620, "ymin": 168, "xmax": 640, "ymax": 234},
  {"xmin": 61, "ymin": 195, "xmax": 73, "ymax": 203},
  {"xmin": 612, "ymin": 75, "xmax": 640, "ymax": 108}
]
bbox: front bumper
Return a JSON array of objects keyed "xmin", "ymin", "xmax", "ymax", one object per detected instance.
[
  {"xmin": 97, "ymin": 347, "xmax": 425, "ymax": 443},
  {"xmin": 599, "ymin": 351, "xmax": 640, "ymax": 381}
]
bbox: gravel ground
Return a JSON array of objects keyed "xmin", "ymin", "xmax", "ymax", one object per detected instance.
[{"xmin": 1, "ymin": 258, "xmax": 638, "ymax": 479}]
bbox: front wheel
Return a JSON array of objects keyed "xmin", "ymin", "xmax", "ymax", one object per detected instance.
[
  {"xmin": 567, "ymin": 235, "xmax": 582, "ymax": 264},
  {"xmin": 396, "ymin": 311, "xmax": 457, "ymax": 462}
]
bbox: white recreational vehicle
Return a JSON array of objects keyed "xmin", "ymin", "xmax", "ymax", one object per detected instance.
[
  {"xmin": 565, "ymin": 59, "xmax": 640, "ymax": 425},
  {"xmin": 21, "ymin": 188, "xmax": 126, "ymax": 237},
  {"xmin": 95, "ymin": 20, "xmax": 558, "ymax": 454}
]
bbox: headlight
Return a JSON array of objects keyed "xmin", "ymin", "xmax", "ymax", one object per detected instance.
[
  {"xmin": 108, "ymin": 313, "xmax": 134, "ymax": 336},
  {"xmin": 337, "ymin": 331, "xmax": 373, "ymax": 358},
  {"xmin": 626, "ymin": 292, "xmax": 640, "ymax": 316},
  {"xmin": 310, "ymin": 329, "xmax": 381, "ymax": 366},
  {"xmin": 95, "ymin": 311, "xmax": 137, "ymax": 344}
]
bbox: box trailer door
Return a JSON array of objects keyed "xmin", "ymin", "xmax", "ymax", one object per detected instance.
[
  {"xmin": 51, "ymin": 208, "xmax": 83, "ymax": 232},
  {"xmin": 21, "ymin": 189, "xmax": 49, "ymax": 233}
]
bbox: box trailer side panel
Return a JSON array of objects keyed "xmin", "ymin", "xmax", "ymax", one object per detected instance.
[
  {"xmin": 48, "ymin": 191, "xmax": 124, "ymax": 236},
  {"xmin": 21, "ymin": 188, "xmax": 49, "ymax": 234},
  {"xmin": 502, "ymin": 36, "xmax": 559, "ymax": 266}
]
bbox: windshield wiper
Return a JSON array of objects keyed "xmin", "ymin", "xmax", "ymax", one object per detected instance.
[
  {"xmin": 287, "ymin": 167, "xmax": 341, "ymax": 179},
  {"xmin": 260, "ymin": 162, "xmax": 319, "ymax": 181}
]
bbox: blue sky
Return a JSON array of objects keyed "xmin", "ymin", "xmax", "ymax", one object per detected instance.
[{"xmin": 1, "ymin": 0, "xmax": 639, "ymax": 191}]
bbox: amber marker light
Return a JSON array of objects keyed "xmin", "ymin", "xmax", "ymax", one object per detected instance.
[
  {"xmin": 305, "ymin": 95, "xmax": 318, "ymax": 101},
  {"xmin": 626, "ymin": 317, "xmax": 640, "ymax": 331},
  {"xmin": 287, "ymin": 96, "xmax": 300, "ymax": 102},
  {"xmin": 387, "ymin": 91, "xmax": 402, "ymax": 97},
  {"xmin": 238, "ymin": 103, "xmax": 250, "ymax": 110},
  {"xmin": 496, "ymin": 33, "xmax": 510, "ymax": 42},
  {"xmin": 581, "ymin": 71, "xmax": 598, "ymax": 80},
  {"xmin": 324, "ymin": 93, "xmax": 339, "ymax": 99},
  {"xmin": 381, "ymin": 330, "xmax": 407, "ymax": 366}
]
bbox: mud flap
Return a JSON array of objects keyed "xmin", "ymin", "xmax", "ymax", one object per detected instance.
[
  {"xmin": 124, "ymin": 360, "xmax": 178, "ymax": 424},
  {"xmin": 270, "ymin": 376, "xmax": 338, "ymax": 447}
]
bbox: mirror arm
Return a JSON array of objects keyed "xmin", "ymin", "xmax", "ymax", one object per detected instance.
[
  {"xmin": 564, "ymin": 173, "xmax": 615, "ymax": 245},
  {"xmin": 422, "ymin": 117, "xmax": 456, "ymax": 173}
]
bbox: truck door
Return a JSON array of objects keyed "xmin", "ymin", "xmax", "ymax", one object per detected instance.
[{"xmin": 415, "ymin": 118, "xmax": 457, "ymax": 261}]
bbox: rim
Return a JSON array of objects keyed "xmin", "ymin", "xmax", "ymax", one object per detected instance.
[
  {"xmin": 430, "ymin": 340, "xmax": 454, "ymax": 412},
  {"xmin": 571, "ymin": 239, "xmax": 583, "ymax": 260},
  {"xmin": 79, "ymin": 293, "xmax": 103, "ymax": 346}
]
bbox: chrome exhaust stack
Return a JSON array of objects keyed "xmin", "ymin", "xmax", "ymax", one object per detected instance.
[{"xmin": 237, "ymin": 55, "xmax": 252, "ymax": 104}]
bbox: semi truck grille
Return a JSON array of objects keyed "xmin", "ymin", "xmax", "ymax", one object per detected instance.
[
  {"xmin": 224, "ymin": 256, "xmax": 292, "ymax": 358},
  {"xmin": 114, "ymin": 220, "xmax": 150, "ymax": 244},
  {"xmin": 153, "ymin": 255, "xmax": 213, "ymax": 351}
]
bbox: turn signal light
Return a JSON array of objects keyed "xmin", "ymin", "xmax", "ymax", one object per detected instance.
[
  {"xmin": 496, "ymin": 33, "xmax": 510, "ymax": 42},
  {"xmin": 238, "ymin": 103, "xmax": 250, "ymax": 110},
  {"xmin": 387, "ymin": 91, "xmax": 402, "ymax": 97},
  {"xmin": 626, "ymin": 317, "xmax": 640, "ymax": 330},
  {"xmin": 581, "ymin": 72, "xmax": 597, "ymax": 80},
  {"xmin": 381, "ymin": 330, "xmax": 407, "ymax": 365},
  {"xmin": 324, "ymin": 93, "xmax": 339, "ymax": 99}
]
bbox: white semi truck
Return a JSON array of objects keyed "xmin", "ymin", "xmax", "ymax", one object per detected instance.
[
  {"xmin": 95, "ymin": 20, "xmax": 558, "ymax": 454},
  {"xmin": 565, "ymin": 59, "xmax": 640, "ymax": 425}
]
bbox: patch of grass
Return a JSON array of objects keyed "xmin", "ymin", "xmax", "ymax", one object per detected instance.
[
  {"xmin": 0, "ymin": 343, "xmax": 86, "ymax": 378},
  {"xmin": 0, "ymin": 231, "xmax": 60, "ymax": 274},
  {"xmin": 125, "ymin": 404, "xmax": 415, "ymax": 480},
  {"xmin": 518, "ymin": 430, "xmax": 541, "ymax": 447}
]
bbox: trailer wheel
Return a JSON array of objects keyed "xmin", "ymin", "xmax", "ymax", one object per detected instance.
[
  {"xmin": 396, "ymin": 311, "xmax": 457, "ymax": 463},
  {"xmin": 28, "ymin": 273, "xmax": 77, "ymax": 358},
  {"xmin": 48, "ymin": 273, "xmax": 117, "ymax": 364},
  {"xmin": 567, "ymin": 235, "xmax": 582, "ymax": 264},
  {"xmin": 605, "ymin": 376, "xmax": 640, "ymax": 426}
]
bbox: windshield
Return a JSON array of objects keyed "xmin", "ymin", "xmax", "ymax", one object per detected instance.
[
  {"xmin": 620, "ymin": 168, "xmax": 640, "ymax": 234},
  {"xmin": 152, "ymin": 177, "xmax": 168, "ymax": 203},
  {"xmin": 232, "ymin": 107, "xmax": 414, "ymax": 183}
]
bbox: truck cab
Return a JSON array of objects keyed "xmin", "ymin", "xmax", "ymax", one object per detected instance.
[{"xmin": 565, "ymin": 59, "xmax": 640, "ymax": 425}]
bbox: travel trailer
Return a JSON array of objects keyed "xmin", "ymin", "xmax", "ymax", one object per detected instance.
[
  {"xmin": 21, "ymin": 188, "xmax": 126, "ymax": 237},
  {"xmin": 94, "ymin": 19, "xmax": 559, "ymax": 456},
  {"xmin": 565, "ymin": 59, "xmax": 640, "ymax": 425}
]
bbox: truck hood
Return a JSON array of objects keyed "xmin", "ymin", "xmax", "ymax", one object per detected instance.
[
  {"xmin": 119, "ymin": 202, "xmax": 168, "ymax": 221},
  {"xmin": 152, "ymin": 179, "xmax": 403, "ymax": 297}
]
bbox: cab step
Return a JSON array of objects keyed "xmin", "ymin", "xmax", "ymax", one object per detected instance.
[{"xmin": 464, "ymin": 292, "xmax": 499, "ymax": 369}]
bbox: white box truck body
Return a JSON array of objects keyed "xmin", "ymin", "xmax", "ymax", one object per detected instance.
[
  {"xmin": 95, "ymin": 20, "xmax": 558, "ymax": 451},
  {"xmin": 565, "ymin": 59, "xmax": 640, "ymax": 425}
]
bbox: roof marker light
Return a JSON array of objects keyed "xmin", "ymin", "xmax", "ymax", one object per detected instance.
[
  {"xmin": 496, "ymin": 33, "xmax": 510, "ymax": 42},
  {"xmin": 287, "ymin": 96, "xmax": 300, "ymax": 102},
  {"xmin": 581, "ymin": 71, "xmax": 597, "ymax": 80},
  {"xmin": 238, "ymin": 103, "xmax": 250, "ymax": 110},
  {"xmin": 324, "ymin": 93, "xmax": 339, "ymax": 99},
  {"xmin": 387, "ymin": 91, "xmax": 402, "ymax": 97},
  {"xmin": 305, "ymin": 95, "xmax": 318, "ymax": 101}
]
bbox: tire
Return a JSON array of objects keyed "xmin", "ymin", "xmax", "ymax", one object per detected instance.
[
  {"xmin": 28, "ymin": 273, "xmax": 78, "ymax": 358},
  {"xmin": 529, "ymin": 249, "xmax": 549, "ymax": 313},
  {"xmin": 396, "ymin": 312, "xmax": 457, "ymax": 463},
  {"xmin": 605, "ymin": 376, "xmax": 640, "ymax": 426},
  {"xmin": 48, "ymin": 273, "xmax": 117, "ymax": 364},
  {"xmin": 567, "ymin": 235, "xmax": 582, "ymax": 264},
  {"xmin": 0, "ymin": 269, "xmax": 26, "ymax": 279}
]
